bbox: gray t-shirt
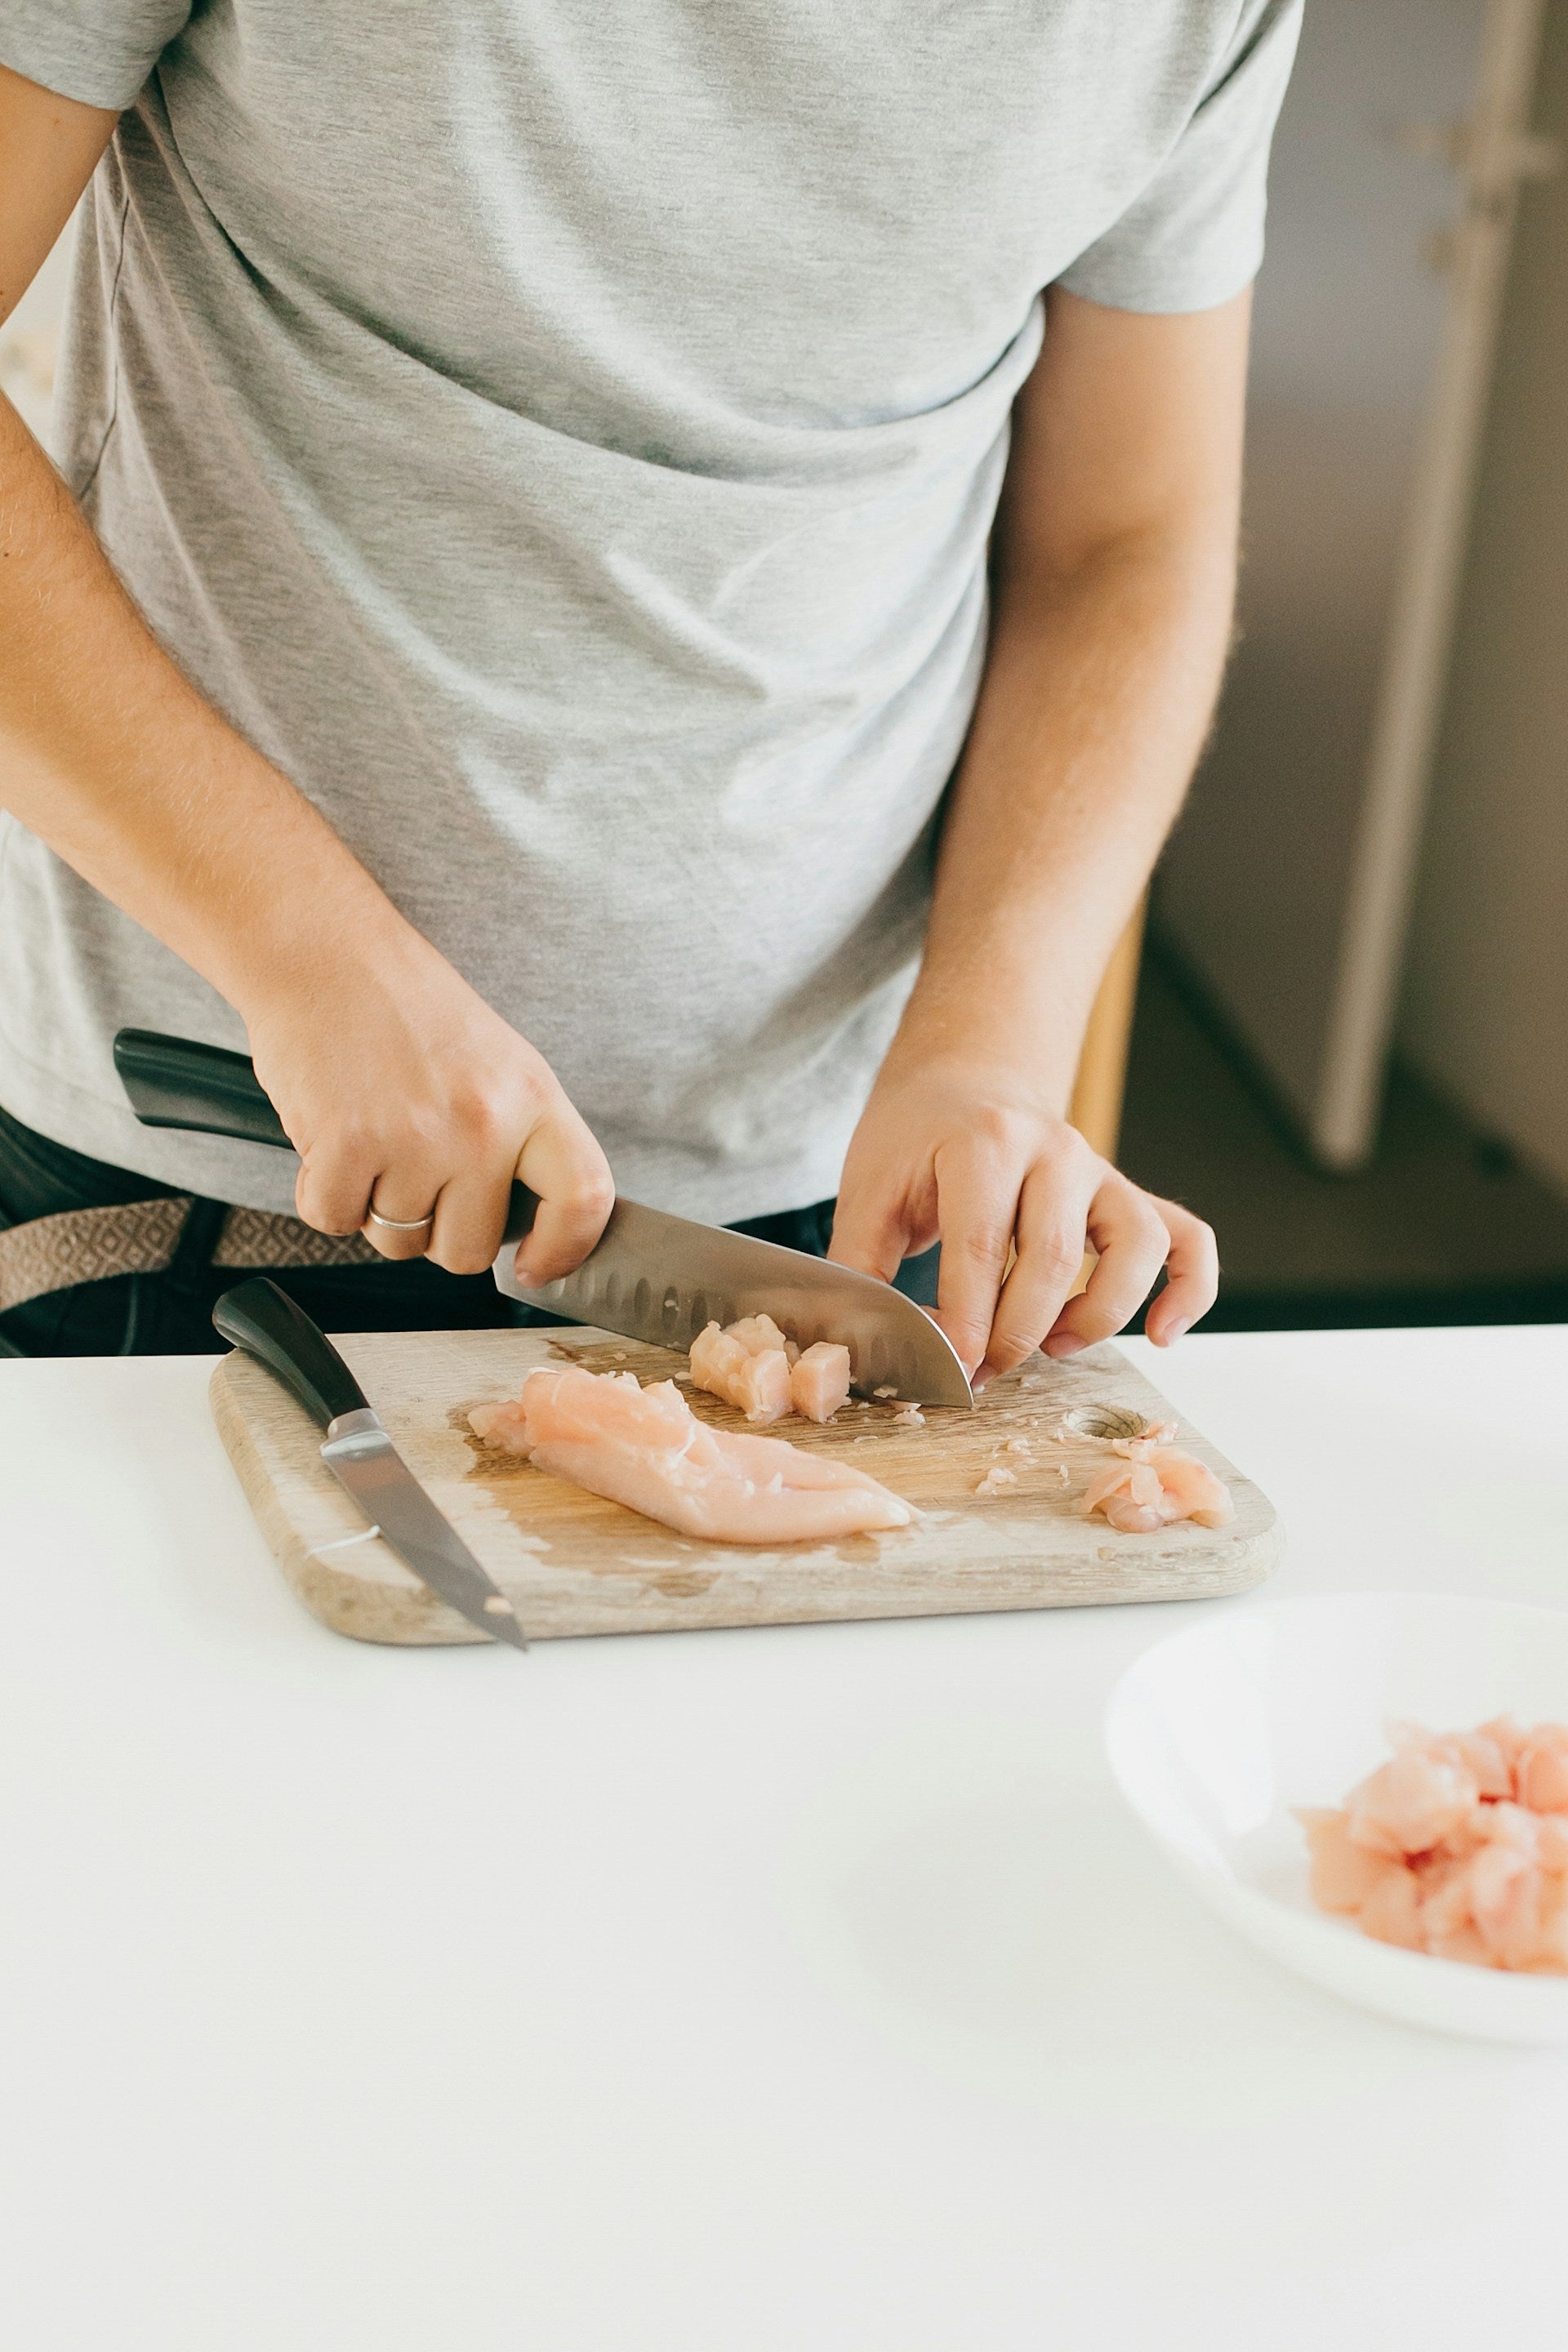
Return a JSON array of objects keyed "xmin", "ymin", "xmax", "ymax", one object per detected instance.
[{"xmin": 0, "ymin": 0, "xmax": 1299, "ymax": 1221}]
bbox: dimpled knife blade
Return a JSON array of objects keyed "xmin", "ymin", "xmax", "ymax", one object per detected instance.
[{"xmin": 493, "ymin": 1196, "xmax": 973, "ymax": 1408}]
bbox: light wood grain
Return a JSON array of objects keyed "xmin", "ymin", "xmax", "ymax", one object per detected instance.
[{"xmin": 209, "ymin": 1326, "xmax": 1283, "ymax": 1645}]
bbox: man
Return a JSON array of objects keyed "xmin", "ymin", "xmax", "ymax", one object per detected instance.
[{"xmin": 0, "ymin": 3, "xmax": 1298, "ymax": 1371}]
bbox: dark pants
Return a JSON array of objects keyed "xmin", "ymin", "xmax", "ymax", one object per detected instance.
[{"xmin": 0, "ymin": 1102, "xmax": 848, "ymax": 1357}]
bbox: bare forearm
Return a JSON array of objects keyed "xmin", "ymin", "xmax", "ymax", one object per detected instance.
[
  {"xmin": 902, "ymin": 519, "xmax": 1236, "ymax": 1104},
  {"xmin": 832, "ymin": 292, "xmax": 1246, "ymax": 1371},
  {"xmin": 0, "ymin": 388, "xmax": 612, "ymax": 1272},
  {"xmin": 0, "ymin": 390, "xmax": 413, "ymax": 1016}
]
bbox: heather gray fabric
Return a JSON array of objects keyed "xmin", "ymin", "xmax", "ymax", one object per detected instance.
[{"xmin": 0, "ymin": 1, "xmax": 1299, "ymax": 1220}]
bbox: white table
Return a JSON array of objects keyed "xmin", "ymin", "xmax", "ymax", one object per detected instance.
[{"xmin": 2, "ymin": 1326, "xmax": 1566, "ymax": 2350}]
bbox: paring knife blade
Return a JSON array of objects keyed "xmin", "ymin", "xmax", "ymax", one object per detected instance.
[
  {"xmin": 212, "ymin": 1277, "xmax": 527, "ymax": 1649},
  {"xmin": 118, "ymin": 1028, "xmax": 973, "ymax": 1409}
]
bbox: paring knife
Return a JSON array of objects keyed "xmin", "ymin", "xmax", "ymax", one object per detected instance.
[
  {"xmin": 114, "ymin": 1029, "xmax": 973, "ymax": 1407},
  {"xmin": 212, "ymin": 1276, "xmax": 528, "ymax": 1650}
]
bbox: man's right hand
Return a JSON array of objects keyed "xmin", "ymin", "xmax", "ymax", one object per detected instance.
[{"xmin": 247, "ymin": 926, "xmax": 615, "ymax": 1281}]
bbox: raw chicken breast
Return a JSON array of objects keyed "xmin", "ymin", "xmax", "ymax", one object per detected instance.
[
  {"xmin": 470, "ymin": 1365, "xmax": 916, "ymax": 1545},
  {"xmin": 689, "ymin": 1316, "xmax": 853, "ymax": 1426},
  {"xmin": 1298, "ymin": 1714, "xmax": 1568, "ymax": 1973},
  {"xmin": 1081, "ymin": 1430, "xmax": 1233, "ymax": 1534}
]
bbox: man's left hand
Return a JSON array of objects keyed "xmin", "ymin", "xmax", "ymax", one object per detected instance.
[{"xmin": 828, "ymin": 1051, "xmax": 1218, "ymax": 1384}]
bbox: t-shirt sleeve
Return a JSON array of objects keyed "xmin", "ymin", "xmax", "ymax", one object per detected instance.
[
  {"xmin": 1057, "ymin": 0, "xmax": 1302, "ymax": 314},
  {"xmin": 0, "ymin": 0, "xmax": 194, "ymax": 111}
]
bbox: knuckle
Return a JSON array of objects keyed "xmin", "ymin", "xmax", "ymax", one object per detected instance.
[
  {"xmin": 575, "ymin": 1169, "xmax": 617, "ymax": 1225},
  {"xmin": 449, "ymin": 1085, "xmax": 512, "ymax": 1152},
  {"xmin": 957, "ymin": 1221, "xmax": 1011, "ymax": 1269},
  {"xmin": 1031, "ymin": 1232, "xmax": 1083, "ymax": 1285},
  {"xmin": 990, "ymin": 1326, "xmax": 1038, "ymax": 1369}
]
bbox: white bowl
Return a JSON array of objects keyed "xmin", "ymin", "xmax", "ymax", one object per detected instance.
[{"xmin": 1104, "ymin": 1593, "xmax": 1568, "ymax": 2043}]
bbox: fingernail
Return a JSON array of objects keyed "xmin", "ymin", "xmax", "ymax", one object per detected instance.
[
  {"xmin": 1163, "ymin": 1317, "xmax": 1192, "ymax": 1345},
  {"xmin": 1046, "ymin": 1334, "xmax": 1087, "ymax": 1358}
]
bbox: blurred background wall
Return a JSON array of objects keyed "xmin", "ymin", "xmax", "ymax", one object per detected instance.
[
  {"xmin": 1402, "ymin": 0, "xmax": 1568, "ymax": 1196},
  {"xmin": 1128, "ymin": 0, "xmax": 1568, "ymax": 1330}
]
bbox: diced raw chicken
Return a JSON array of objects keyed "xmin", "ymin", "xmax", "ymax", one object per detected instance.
[
  {"xmin": 1517, "ymin": 1725, "xmax": 1568, "ymax": 1813},
  {"xmin": 1479, "ymin": 1714, "xmax": 1530, "ymax": 1771},
  {"xmin": 690, "ymin": 1316, "xmax": 853, "ymax": 1427},
  {"xmin": 1081, "ymin": 1432, "xmax": 1233, "ymax": 1534},
  {"xmin": 790, "ymin": 1340, "xmax": 852, "ymax": 1423},
  {"xmin": 688, "ymin": 1321, "xmax": 753, "ymax": 1404},
  {"xmin": 1450, "ymin": 1730, "xmax": 1515, "ymax": 1800},
  {"xmin": 1298, "ymin": 1714, "xmax": 1568, "ymax": 1974},
  {"xmin": 1344, "ymin": 1748, "xmax": 1477, "ymax": 1858},
  {"xmin": 730, "ymin": 1346, "xmax": 794, "ymax": 1425},
  {"xmin": 727, "ymin": 1313, "xmax": 790, "ymax": 1356},
  {"xmin": 1359, "ymin": 1865, "xmax": 1424, "ymax": 1950},
  {"xmin": 1296, "ymin": 1808, "xmax": 1402, "ymax": 1913},
  {"xmin": 470, "ymin": 1365, "xmax": 917, "ymax": 1545},
  {"xmin": 688, "ymin": 1319, "xmax": 792, "ymax": 1423}
]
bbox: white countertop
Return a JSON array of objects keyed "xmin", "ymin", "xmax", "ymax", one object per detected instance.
[{"xmin": 2, "ymin": 1325, "xmax": 1566, "ymax": 2350}]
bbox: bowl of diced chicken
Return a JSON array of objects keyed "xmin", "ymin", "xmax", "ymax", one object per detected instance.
[{"xmin": 1104, "ymin": 1593, "xmax": 1568, "ymax": 2043}]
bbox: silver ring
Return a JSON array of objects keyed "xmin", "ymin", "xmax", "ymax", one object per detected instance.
[{"xmin": 366, "ymin": 1205, "xmax": 435, "ymax": 1233}]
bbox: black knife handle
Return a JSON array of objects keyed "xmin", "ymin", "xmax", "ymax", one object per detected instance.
[
  {"xmin": 115, "ymin": 1027, "xmax": 546, "ymax": 1247},
  {"xmin": 213, "ymin": 1276, "xmax": 370, "ymax": 1431},
  {"xmin": 114, "ymin": 1029, "xmax": 291, "ymax": 1149}
]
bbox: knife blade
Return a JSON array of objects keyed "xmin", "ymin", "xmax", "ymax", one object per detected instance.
[
  {"xmin": 493, "ymin": 1191, "xmax": 973, "ymax": 1406},
  {"xmin": 118, "ymin": 1028, "xmax": 973, "ymax": 1407},
  {"xmin": 212, "ymin": 1276, "xmax": 527, "ymax": 1649}
]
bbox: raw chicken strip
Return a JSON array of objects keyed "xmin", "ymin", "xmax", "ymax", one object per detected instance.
[
  {"xmin": 1080, "ymin": 1430, "xmax": 1233, "ymax": 1534},
  {"xmin": 1298, "ymin": 1714, "xmax": 1568, "ymax": 1974},
  {"xmin": 470, "ymin": 1365, "xmax": 917, "ymax": 1545}
]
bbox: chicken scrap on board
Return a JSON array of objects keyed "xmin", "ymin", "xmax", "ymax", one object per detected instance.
[{"xmin": 1081, "ymin": 1420, "xmax": 1234, "ymax": 1533}]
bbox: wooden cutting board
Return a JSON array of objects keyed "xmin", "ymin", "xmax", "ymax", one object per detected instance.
[{"xmin": 209, "ymin": 1325, "xmax": 1282, "ymax": 1645}]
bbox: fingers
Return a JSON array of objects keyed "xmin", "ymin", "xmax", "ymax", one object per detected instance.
[
  {"xmin": 931, "ymin": 1128, "xmax": 1045, "ymax": 1378},
  {"xmin": 978, "ymin": 1148, "xmax": 1100, "ymax": 1379},
  {"xmin": 294, "ymin": 1097, "xmax": 613, "ymax": 1282},
  {"xmin": 1044, "ymin": 1174, "xmax": 1183, "ymax": 1356},
  {"xmin": 423, "ymin": 1162, "xmax": 514, "ymax": 1276},
  {"xmin": 826, "ymin": 1191, "xmax": 916, "ymax": 1287},
  {"xmin": 1140, "ymin": 1196, "xmax": 1219, "ymax": 1346},
  {"xmin": 511, "ymin": 1095, "xmax": 616, "ymax": 1285},
  {"xmin": 295, "ymin": 1134, "xmax": 383, "ymax": 1244}
]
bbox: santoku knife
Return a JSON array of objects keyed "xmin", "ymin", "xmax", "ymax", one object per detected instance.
[
  {"xmin": 212, "ymin": 1276, "xmax": 528, "ymax": 1649},
  {"xmin": 114, "ymin": 1029, "xmax": 973, "ymax": 1406}
]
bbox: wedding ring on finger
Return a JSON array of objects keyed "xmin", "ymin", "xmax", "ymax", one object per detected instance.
[{"xmin": 365, "ymin": 1203, "xmax": 436, "ymax": 1234}]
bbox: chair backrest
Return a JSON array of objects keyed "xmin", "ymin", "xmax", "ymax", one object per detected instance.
[{"xmin": 1067, "ymin": 899, "xmax": 1145, "ymax": 1162}]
